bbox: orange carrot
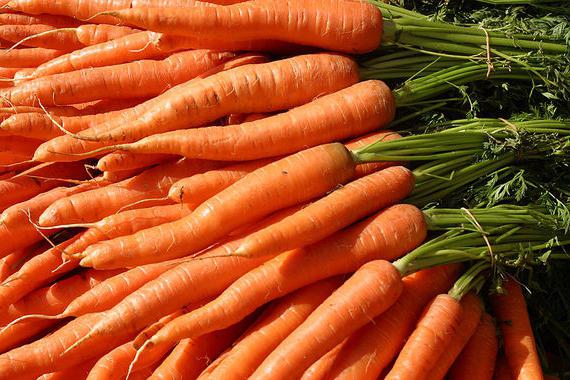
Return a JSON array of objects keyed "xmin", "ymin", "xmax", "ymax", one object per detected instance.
[
  {"xmin": 0, "ymin": 104, "xmax": 94, "ymax": 117},
  {"xmin": 105, "ymin": 0, "xmax": 383, "ymax": 53},
  {"xmin": 79, "ymin": 143, "xmax": 356, "ymax": 269},
  {"xmin": 0, "ymin": 136, "xmax": 43, "ymax": 164},
  {"xmin": 38, "ymin": 359, "xmax": 98, "ymax": 380},
  {"xmin": 345, "ymin": 130, "xmax": 402, "ymax": 178},
  {"xmin": 298, "ymin": 341, "xmax": 347, "ymax": 380},
  {"xmin": 248, "ymin": 260, "xmax": 402, "ymax": 379},
  {"xmin": 167, "ymin": 158, "xmax": 274, "ymax": 206},
  {"xmin": 385, "ymin": 293, "xmax": 465, "ymax": 380},
  {"xmin": 101, "ymin": 167, "xmax": 147, "ymax": 183},
  {"xmin": 427, "ymin": 292, "xmax": 484, "ymax": 379},
  {"xmin": 0, "ymin": 242, "xmax": 45, "ymax": 283},
  {"xmin": 449, "ymin": 313, "xmax": 499, "ymax": 380},
  {"xmin": 201, "ymin": 278, "xmax": 342, "ymax": 379},
  {"xmin": 150, "ymin": 316, "xmax": 257, "ymax": 380},
  {"xmin": 98, "ymin": 152, "xmax": 177, "ymax": 173},
  {"xmin": 0, "ymin": 24, "xmax": 84, "ymax": 51},
  {"xmin": 490, "ymin": 278, "xmax": 544, "ymax": 380},
  {"xmin": 100, "ymin": 80, "xmax": 395, "ymax": 161},
  {"xmin": 325, "ymin": 264, "xmax": 461, "ymax": 379},
  {"xmin": 38, "ymin": 158, "xmax": 220, "ymax": 226},
  {"xmin": 0, "ymin": 13, "xmax": 82, "ymax": 28},
  {"xmin": 0, "ymin": 47, "xmax": 64, "ymax": 68},
  {"xmin": 35, "ymin": 53, "xmax": 359, "ymax": 162},
  {"xmin": 132, "ymin": 204, "xmax": 424, "ymax": 358},
  {"xmin": 2, "ymin": 50, "xmax": 236, "ymax": 106},
  {"xmin": 235, "ymin": 166, "xmax": 414, "ymax": 258}
]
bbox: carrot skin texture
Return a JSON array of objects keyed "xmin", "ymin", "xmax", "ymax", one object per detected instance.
[
  {"xmin": 248, "ymin": 260, "xmax": 403, "ymax": 380},
  {"xmin": 326, "ymin": 264, "xmax": 461, "ymax": 379},
  {"xmin": 0, "ymin": 24, "xmax": 84, "ymax": 51},
  {"xmin": 0, "ymin": 13, "xmax": 83, "ymax": 28},
  {"xmin": 98, "ymin": 152, "xmax": 177, "ymax": 172},
  {"xmin": 115, "ymin": 80, "xmax": 395, "ymax": 161},
  {"xmin": 200, "ymin": 278, "xmax": 342, "ymax": 379},
  {"xmin": 2, "ymin": 50, "xmax": 236, "ymax": 106},
  {"xmin": 385, "ymin": 293, "xmax": 464, "ymax": 380},
  {"xmin": 427, "ymin": 292, "xmax": 484, "ymax": 380},
  {"xmin": 80, "ymin": 143, "xmax": 356, "ymax": 269},
  {"xmin": 449, "ymin": 313, "xmax": 499, "ymax": 380},
  {"xmin": 36, "ymin": 53, "xmax": 359, "ymax": 162},
  {"xmin": 0, "ymin": 48, "xmax": 64, "ymax": 68},
  {"xmin": 38, "ymin": 158, "xmax": 220, "ymax": 226},
  {"xmin": 491, "ymin": 278, "xmax": 544, "ymax": 380},
  {"xmin": 135, "ymin": 204, "xmax": 425, "ymax": 357},
  {"xmin": 108, "ymin": 0, "xmax": 383, "ymax": 53},
  {"xmin": 235, "ymin": 165, "xmax": 414, "ymax": 258}
]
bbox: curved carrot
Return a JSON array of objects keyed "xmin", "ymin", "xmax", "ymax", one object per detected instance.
[
  {"xmin": 235, "ymin": 166, "xmax": 414, "ymax": 258},
  {"xmin": 38, "ymin": 158, "xmax": 219, "ymax": 226},
  {"xmin": 326, "ymin": 264, "xmax": 461, "ymax": 379},
  {"xmin": 201, "ymin": 278, "xmax": 342, "ymax": 379},
  {"xmin": 79, "ymin": 143, "xmax": 356, "ymax": 269},
  {"xmin": 490, "ymin": 278, "xmax": 544, "ymax": 380},
  {"xmin": 105, "ymin": 0, "xmax": 383, "ymax": 54},
  {"xmin": 132, "ymin": 204, "xmax": 425, "ymax": 358},
  {"xmin": 248, "ymin": 260, "xmax": 402, "ymax": 379},
  {"xmin": 98, "ymin": 152, "xmax": 177, "ymax": 173},
  {"xmin": 448, "ymin": 313, "xmax": 499, "ymax": 380},
  {"xmin": 0, "ymin": 47, "xmax": 64, "ymax": 68},
  {"xmin": 385, "ymin": 293, "xmax": 464, "ymax": 380},
  {"xmin": 427, "ymin": 292, "xmax": 484, "ymax": 379},
  {"xmin": 2, "ymin": 50, "xmax": 236, "ymax": 106},
  {"xmin": 167, "ymin": 158, "xmax": 274, "ymax": 206},
  {"xmin": 103, "ymin": 80, "xmax": 395, "ymax": 161}
]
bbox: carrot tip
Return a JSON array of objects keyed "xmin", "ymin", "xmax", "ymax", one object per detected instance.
[{"xmin": 79, "ymin": 256, "xmax": 92, "ymax": 267}]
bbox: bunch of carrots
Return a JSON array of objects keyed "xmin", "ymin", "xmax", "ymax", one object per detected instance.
[{"xmin": 0, "ymin": 0, "xmax": 568, "ymax": 379}]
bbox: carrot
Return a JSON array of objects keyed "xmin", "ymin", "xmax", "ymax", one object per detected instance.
[
  {"xmin": 0, "ymin": 13, "xmax": 83, "ymax": 28},
  {"xmin": 325, "ymin": 264, "xmax": 461, "ymax": 379},
  {"xmin": 73, "ymin": 98, "xmax": 147, "ymax": 114},
  {"xmin": 167, "ymin": 158, "xmax": 274, "ymax": 206},
  {"xmin": 246, "ymin": 260, "xmax": 402, "ymax": 379},
  {"xmin": 298, "ymin": 341, "xmax": 347, "ymax": 380},
  {"xmin": 427, "ymin": 292, "xmax": 484, "ymax": 379},
  {"xmin": 5, "ymin": 0, "xmax": 217, "ymax": 23},
  {"xmin": 385, "ymin": 293, "xmax": 465, "ymax": 380},
  {"xmin": 105, "ymin": 0, "xmax": 383, "ymax": 54},
  {"xmin": 38, "ymin": 158, "xmax": 220, "ymax": 227},
  {"xmin": 0, "ymin": 47, "xmax": 64, "ymax": 68},
  {"xmin": 345, "ymin": 130, "xmax": 402, "ymax": 178},
  {"xmin": 79, "ymin": 143, "xmax": 356, "ymax": 269},
  {"xmin": 0, "ymin": 104, "xmax": 94, "ymax": 117},
  {"xmin": 490, "ymin": 277, "xmax": 544, "ymax": 380},
  {"xmin": 133, "ymin": 204, "xmax": 424, "ymax": 359},
  {"xmin": 100, "ymin": 80, "xmax": 395, "ymax": 161},
  {"xmin": 494, "ymin": 355, "xmax": 514, "ymax": 380},
  {"xmin": 38, "ymin": 360, "xmax": 98, "ymax": 380},
  {"xmin": 54, "ymin": 206, "xmax": 304, "ymax": 370},
  {"xmin": 64, "ymin": 204, "xmax": 192, "ymax": 258},
  {"xmin": 0, "ymin": 67, "xmax": 25, "ymax": 80},
  {"xmin": 150, "ymin": 317, "xmax": 257, "ymax": 380},
  {"xmin": 0, "ymin": 182, "xmax": 99, "ymax": 258},
  {"xmin": 0, "ymin": 242, "xmax": 45, "ymax": 283},
  {"xmin": 235, "ymin": 166, "xmax": 414, "ymax": 258},
  {"xmin": 0, "ymin": 24, "xmax": 84, "ymax": 51},
  {"xmin": 201, "ymin": 278, "xmax": 342, "ymax": 380},
  {"xmin": 2, "ymin": 50, "xmax": 236, "ymax": 106},
  {"xmin": 98, "ymin": 152, "xmax": 177, "ymax": 173},
  {"xmin": 449, "ymin": 313, "xmax": 499, "ymax": 380},
  {"xmin": 0, "ymin": 136, "xmax": 43, "ymax": 164},
  {"xmin": 33, "ymin": 53, "xmax": 271, "ymax": 162},
  {"xmin": 0, "ymin": 161, "xmax": 89, "ymax": 212}
]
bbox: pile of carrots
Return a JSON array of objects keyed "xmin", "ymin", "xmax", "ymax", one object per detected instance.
[{"xmin": 0, "ymin": 0, "xmax": 565, "ymax": 379}]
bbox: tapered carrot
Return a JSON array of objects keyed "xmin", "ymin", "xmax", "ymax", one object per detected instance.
[
  {"xmin": 427, "ymin": 292, "xmax": 484, "ymax": 379},
  {"xmin": 105, "ymin": 0, "xmax": 383, "ymax": 53},
  {"xmin": 2, "ymin": 50, "xmax": 236, "ymax": 106},
  {"xmin": 345, "ymin": 130, "xmax": 402, "ymax": 178},
  {"xmin": 248, "ymin": 260, "xmax": 402, "ymax": 380},
  {"xmin": 0, "ymin": 24, "xmax": 84, "ymax": 51},
  {"xmin": 38, "ymin": 158, "xmax": 220, "ymax": 226},
  {"xmin": 298, "ymin": 341, "xmax": 347, "ymax": 380},
  {"xmin": 0, "ymin": 47, "xmax": 64, "ymax": 68},
  {"xmin": 325, "ymin": 264, "xmax": 461, "ymax": 379},
  {"xmin": 133, "ymin": 204, "xmax": 424, "ymax": 359},
  {"xmin": 0, "ymin": 182, "xmax": 99, "ymax": 258},
  {"xmin": 98, "ymin": 152, "xmax": 177, "ymax": 173},
  {"xmin": 79, "ymin": 143, "xmax": 356, "ymax": 269},
  {"xmin": 235, "ymin": 166, "xmax": 414, "ymax": 258},
  {"xmin": 98, "ymin": 80, "xmax": 395, "ymax": 161},
  {"xmin": 385, "ymin": 293, "xmax": 465, "ymax": 380},
  {"xmin": 150, "ymin": 316, "xmax": 257, "ymax": 380},
  {"xmin": 0, "ymin": 161, "xmax": 89, "ymax": 212},
  {"xmin": 491, "ymin": 278, "xmax": 544, "ymax": 380},
  {"xmin": 201, "ymin": 278, "xmax": 342, "ymax": 380},
  {"xmin": 167, "ymin": 158, "xmax": 274, "ymax": 206},
  {"xmin": 448, "ymin": 313, "xmax": 499, "ymax": 380}
]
